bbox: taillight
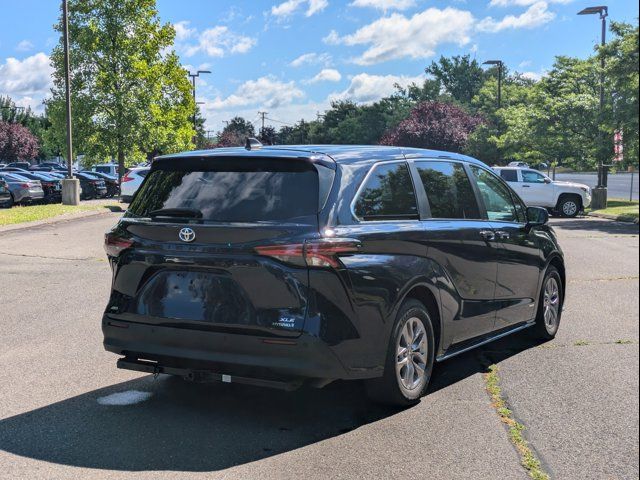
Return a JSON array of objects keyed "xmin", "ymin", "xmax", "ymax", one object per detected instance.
[
  {"xmin": 20, "ymin": 183, "xmax": 30, "ymax": 189},
  {"xmin": 255, "ymin": 238, "xmax": 360, "ymax": 268},
  {"xmin": 104, "ymin": 232, "xmax": 134, "ymax": 257},
  {"xmin": 121, "ymin": 173, "xmax": 134, "ymax": 182}
]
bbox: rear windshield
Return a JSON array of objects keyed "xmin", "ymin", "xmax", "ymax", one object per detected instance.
[{"xmin": 127, "ymin": 159, "xmax": 321, "ymax": 223}]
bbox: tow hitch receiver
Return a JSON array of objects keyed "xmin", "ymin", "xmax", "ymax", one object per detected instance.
[{"xmin": 117, "ymin": 357, "xmax": 303, "ymax": 391}]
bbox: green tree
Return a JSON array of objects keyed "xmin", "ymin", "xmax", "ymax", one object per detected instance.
[
  {"xmin": 425, "ymin": 55, "xmax": 488, "ymax": 107},
  {"xmin": 602, "ymin": 21, "xmax": 639, "ymax": 167},
  {"xmin": 47, "ymin": 0, "xmax": 194, "ymax": 176}
]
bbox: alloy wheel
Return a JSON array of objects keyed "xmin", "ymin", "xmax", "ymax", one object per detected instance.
[
  {"xmin": 395, "ymin": 317, "xmax": 428, "ymax": 392},
  {"xmin": 543, "ymin": 277, "xmax": 560, "ymax": 334},
  {"xmin": 562, "ymin": 201, "xmax": 578, "ymax": 217}
]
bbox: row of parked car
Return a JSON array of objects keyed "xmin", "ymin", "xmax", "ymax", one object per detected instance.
[{"xmin": 0, "ymin": 161, "xmax": 149, "ymax": 208}]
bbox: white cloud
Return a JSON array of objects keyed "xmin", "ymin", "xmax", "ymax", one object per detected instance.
[
  {"xmin": 205, "ymin": 76, "xmax": 304, "ymax": 111},
  {"xmin": 271, "ymin": 0, "xmax": 328, "ymax": 18},
  {"xmin": 325, "ymin": 8, "xmax": 475, "ymax": 65},
  {"xmin": 289, "ymin": 52, "xmax": 332, "ymax": 67},
  {"xmin": 478, "ymin": 2, "xmax": 555, "ymax": 32},
  {"xmin": 329, "ymin": 73, "xmax": 423, "ymax": 103},
  {"xmin": 490, "ymin": 0, "xmax": 571, "ymax": 6},
  {"xmin": 307, "ymin": 0, "xmax": 329, "ymax": 16},
  {"xmin": 16, "ymin": 40, "xmax": 34, "ymax": 52},
  {"xmin": 306, "ymin": 68, "xmax": 342, "ymax": 83},
  {"xmin": 521, "ymin": 70, "xmax": 546, "ymax": 81},
  {"xmin": 350, "ymin": 0, "xmax": 416, "ymax": 11},
  {"xmin": 173, "ymin": 21, "xmax": 196, "ymax": 41},
  {"xmin": 183, "ymin": 26, "xmax": 256, "ymax": 57},
  {"xmin": 0, "ymin": 53, "xmax": 52, "ymax": 98}
]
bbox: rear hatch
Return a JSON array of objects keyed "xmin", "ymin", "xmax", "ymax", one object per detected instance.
[{"xmin": 105, "ymin": 156, "xmax": 334, "ymax": 337}]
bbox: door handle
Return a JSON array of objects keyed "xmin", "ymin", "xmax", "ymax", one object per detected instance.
[
  {"xmin": 522, "ymin": 185, "xmax": 531, "ymax": 188},
  {"xmin": 479, "ymin": 230, "xmax": 496, "ymax": 241},
  {"xmin": 496, "ymin": 230, "xmax": 510, "ymax": 240}
]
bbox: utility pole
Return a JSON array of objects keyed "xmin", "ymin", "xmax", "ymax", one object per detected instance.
[
  {"xmin": 578, "ymin": 5, "xmax": 609, "ymax": 209},
  {"xmin": 258, "ymin": 111, "xmax": 268, "ymax": 141},
  {"xmin": 61, "ymin": 0, "xmax": 79, "ymax": 205}
]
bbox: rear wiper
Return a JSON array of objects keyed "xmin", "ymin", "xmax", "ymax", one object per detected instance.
[{"xmin": 149, "ymin": 208, "xmax": 203, "ymax": 219}]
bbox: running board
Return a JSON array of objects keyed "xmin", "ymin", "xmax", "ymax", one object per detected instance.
[
  {"xmin": 436, "ymin": 322, "xmax": 534, "ymax": 362},
  {"xmin": 117, "ymin": 357, "xmax": 304, "ymax": 391}
]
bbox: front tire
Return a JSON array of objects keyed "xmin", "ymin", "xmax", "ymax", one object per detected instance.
[
  {"xmin": 558, "ymin": 195, "xmax": 581, "ymax": 218},
  {"xmin": 531, "ymin": 266, "xmax": 563, "ymax": 340},
  {"xmin": 366, "ymin": 299, "xmax": 435, "ymax": 406}
]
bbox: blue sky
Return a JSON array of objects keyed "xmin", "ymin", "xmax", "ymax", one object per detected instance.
[{"xmin": 0, "ymin": 0, "xmax": 637, "ymax": 132}]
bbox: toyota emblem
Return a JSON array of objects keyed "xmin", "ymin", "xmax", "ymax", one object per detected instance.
[{"xmin": 178, "ymin": 227, "xmax": 196, "ymax": 243}]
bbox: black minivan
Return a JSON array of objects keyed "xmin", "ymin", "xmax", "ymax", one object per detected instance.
[{"xmin": 103, "ymin": 144, "xmax": 565, "ymax": 405}]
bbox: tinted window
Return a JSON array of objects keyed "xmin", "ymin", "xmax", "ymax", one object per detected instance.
[
  {"xmin": 128, "ymin": 161, "xmax": 319, "ymax": 223},
  {"xmin": 470, "ymin": 166, "xmax": 519, "ymax": 222},
  {"xmin": 416, "ymin": 161, "xmax": 480, "ymax": 219},
  {"xmin": 137, "ymin": 169, "xmax": 149, "ymax": 178},
  {"xmin": 95, "ymin": 166, "xmax": 110, "ymax": 173},
  {"xmin": 522, "ymin": 170, "xmax": 547, "ymax": 183},
  {"xmin": 499, "ymin": 169, "xmax": 518, "ymax": 182},
  {"xmin": 354, "ymin": 162, "xmax": 418, "ymax": 221}
]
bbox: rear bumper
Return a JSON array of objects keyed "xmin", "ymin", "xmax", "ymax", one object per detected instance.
[{"xmin": 102, "ymin": 315, "xmax": 356, "ymax": 381}]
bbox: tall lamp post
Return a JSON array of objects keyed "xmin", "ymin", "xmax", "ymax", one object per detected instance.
[
  {"xmin": 188, "ymin": 70, "xmax": 211, "ymax": 132},
  {"xmin": 578, "ymin": 5, "xmax": 609, "ymax": 209},
  {"xmin": 483, "ymin": 60, "xmax": 504, "ymax": 109},
  {"xmin": 61, "ymin": 0, "xmax": 80, "ymax": 205}
]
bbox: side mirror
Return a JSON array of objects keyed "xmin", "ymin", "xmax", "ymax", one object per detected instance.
[
  {"xmin": 544, "ymin": 177, "xmax": 552, "ymax": 184},
  {"xmin": 526, "ymin": 206, "xmax": 549, "ymax": 229}
]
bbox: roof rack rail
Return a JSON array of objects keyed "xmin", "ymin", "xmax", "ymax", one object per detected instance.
[{"xmin": 245, "ymin": 137, "xmax": 263, "ymax": 150}]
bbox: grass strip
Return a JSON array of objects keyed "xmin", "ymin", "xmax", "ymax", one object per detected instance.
[
  {"xmin": 484, "ymin": 365, "xmax": 550, "ymax": 480},
  {"xmin": 0, "ymin": 203, "xmax": 116, "ymax": 226},
  {"xmin": 587, "ymin": 199, "xmax": 639, "ymax": 222}
]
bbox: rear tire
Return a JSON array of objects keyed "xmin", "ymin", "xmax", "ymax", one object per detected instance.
[
  {"xmin": 366, "ymin": 299, "xmax": 435, "ymax": 406},
  {"xmin": 531, "ymin": 266, "xmax": 563, "ymax": 340}
]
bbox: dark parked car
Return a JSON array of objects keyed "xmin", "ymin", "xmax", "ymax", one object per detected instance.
[
  {"xmin": 81, "ymin": 170, "xmax": 119, "ymax": 197},
  {"xmin": 5, "ymin": 161, "xmax": 31, "ymax": 170},
  {"xmin": 0, "ymin": 178, "xmax": 11, "ymax": 208},
  {"xmin": 75, "ymin": 172, "xmax": 107, "ymax": 199},
  {"xmin": 102, "ymin": 145, "xmax": 565, "ymax": 406}
]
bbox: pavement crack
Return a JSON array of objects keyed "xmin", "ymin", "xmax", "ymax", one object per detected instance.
[
  {"xmin": 482, "ymin": 363, "xmax": 551, "ymax": 480},
  {"xmin": 568, "ymin": 275, "xmax": 639, "ymax": 283},
  {"xmin": 0, "ymin": 251, "xmax": 97, "ymax": 262},
  {"xmin": 537, "ymin": 339, "xmax": 638, "ymax": 349}
]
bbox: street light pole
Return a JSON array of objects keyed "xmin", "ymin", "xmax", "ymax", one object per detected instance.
[
  {"xmin": 188, "ymin": 70, "xmax": 211, "ymax": 132},
  {"xmin": 578, "ymin": 5, "xmax": 609, "ymax": 209},
  {"xmin": 61, "ymin": 0, "xmax": 79, "ymax": 205},
  {"xmin": 483, "ymin": 60, "xmax": 504, "ymax": 109}
]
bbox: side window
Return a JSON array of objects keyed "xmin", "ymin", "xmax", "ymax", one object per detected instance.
[
  {"xmin": 470, "ymin": 166, "xmax": 519, "ymax": 223},
  {"xmin": 415, "ymin": 161, "xmax": 480, "ymax": 219},
  {"xmin": 499, "ymin": 169, "xmax": 518, "ymax": 182},
  {"xmin": 522, "ymin": 170, "xmax": 547, "ymax": 183},
  {"xmin": 354, "ymin": 162, "xmax": 418, "ymax": 221}
]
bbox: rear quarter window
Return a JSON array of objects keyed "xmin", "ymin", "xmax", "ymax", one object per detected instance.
[{"xmin": 353, "ymin": 162, "xmax": 418, "ymax": 221}]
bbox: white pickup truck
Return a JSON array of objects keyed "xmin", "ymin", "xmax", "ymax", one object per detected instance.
[{"xmin": 493, "ymin": 167, "xmax": 591, "ymax": 217}]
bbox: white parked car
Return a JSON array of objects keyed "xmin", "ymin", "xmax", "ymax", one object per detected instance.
[
  {"xmin": 120, "ymin": 167, "xmax": 150, "ymax": 203},
  {"xmin": 494, "ymin": 167, "xmax": 591, "ymax": 217},
  {"xmin": 91, "ymin": 163, "xmax": 120, "ymax": 177}
]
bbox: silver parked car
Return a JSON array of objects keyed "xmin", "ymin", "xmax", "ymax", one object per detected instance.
[{"xmin": 0, "ymin": 172, "xmax": 45, "ymax": 206}]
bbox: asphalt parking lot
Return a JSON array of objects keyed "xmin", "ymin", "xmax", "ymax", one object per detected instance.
[{"xmin": 0, "ymin": 213, "xmax": 638, "ymax": 480}]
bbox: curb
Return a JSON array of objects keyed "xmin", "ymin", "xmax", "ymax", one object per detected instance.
[
  {"xmin": 0, "ymin": 208, "xmax": 120, "ymax": 235},
  {"xmin": 587, "ymin": 212, "xmax": 639, "ymax": 224}
]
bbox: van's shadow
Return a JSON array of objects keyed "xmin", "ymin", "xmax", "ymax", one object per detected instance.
[{"xmin": 0, "ymin": 332, "xmax": 539, "ymax": 472}]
